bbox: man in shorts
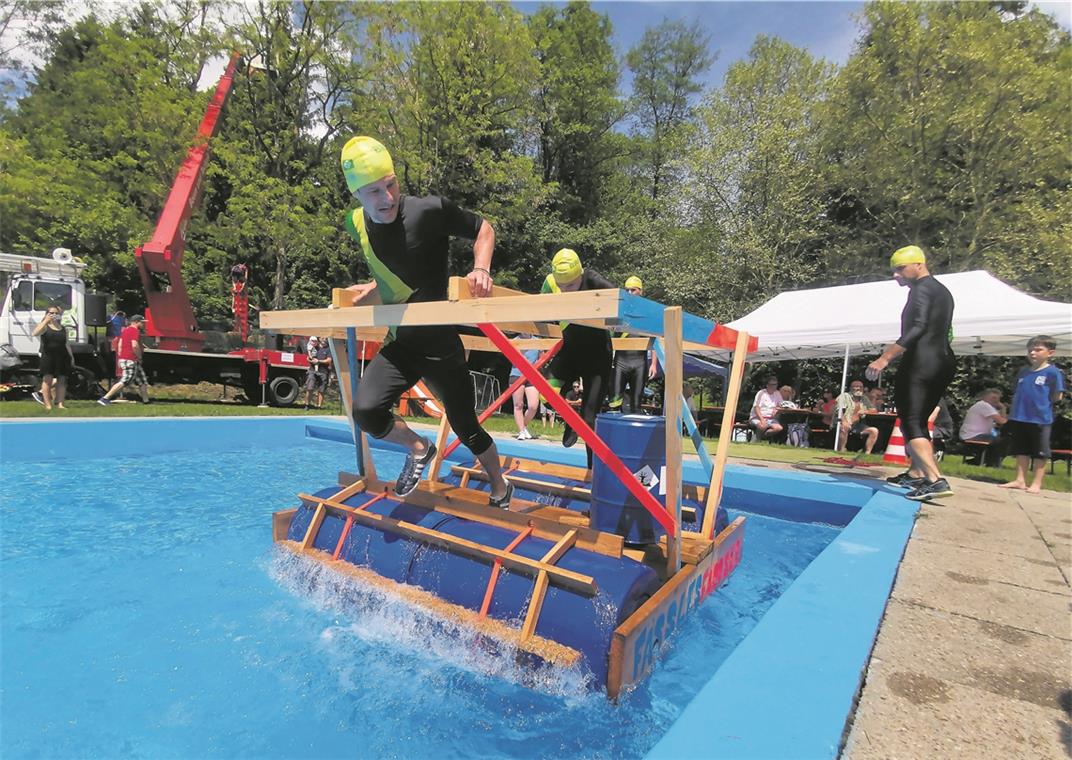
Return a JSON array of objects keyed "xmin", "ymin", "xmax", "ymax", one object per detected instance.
[
  {"xmin": 303, "ymin": 337, "xmax": 332, "ymax": 410},
  {"xmin": 340, "ymin": 136, "xmax": 513, "ymax": 507},
  {"xmin": 98, "ymin": 314, "xmax": 150, "ymax": 405}
]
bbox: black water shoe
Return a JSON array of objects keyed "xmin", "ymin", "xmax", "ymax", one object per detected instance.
[{"xmin": 906, "ymin": 478, "xmax": 954, "ymax": 502}]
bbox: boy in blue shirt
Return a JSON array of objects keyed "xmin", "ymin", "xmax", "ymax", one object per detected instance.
[{"xmin": 1000, "ymin": 335, "xmax": 1065, "ymax": 494}]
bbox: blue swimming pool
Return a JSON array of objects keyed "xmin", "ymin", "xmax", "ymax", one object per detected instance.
[{"xmin": 0, "ymin": 418, "xmax": 916, "ymax": 758}]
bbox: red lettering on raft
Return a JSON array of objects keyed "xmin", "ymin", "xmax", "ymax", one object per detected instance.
[{"xmin": 700, "ymin": 538, "xmax": 742, "ymax": 602}]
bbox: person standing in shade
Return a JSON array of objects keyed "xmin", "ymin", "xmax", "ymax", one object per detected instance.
[
  {"xmin": 959, "ymin": 389, "xmax": 1007, "ymax": 467},
  {"xmin": 1000, "ymin": 336, "xmax": 1065, "ymax": 493},
  {"xmin": 31, "ymin": 305, "xmax": 74, "ymax": 410},
  {"xmin": 609, "ymin": 276, "xmax": 659, "ymax": 414},
  {"xmin": 868, "ymin": 246, "xmax": 955, "ymax": 501},
  {"xmin": 540, "ymin": 249, "xmax": 614, "ymax": 468},
  {"xmin": 98, "ymin": 315, "xmax": 150, "ymax": 405},
  {"xmin": 303, "ymin": 337, "xmax": 333, "ymax": 410},
  {"xmin": 339, "ymin": 136, "xmax": 513, "ymax": 507}
]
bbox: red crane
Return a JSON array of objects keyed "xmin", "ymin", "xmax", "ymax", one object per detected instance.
[{"xmin": 135, "ymin": 52, "xmax": 241, "ymax": 351}]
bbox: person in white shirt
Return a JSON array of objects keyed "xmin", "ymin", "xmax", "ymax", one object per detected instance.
[
  {"xmin": 959, "ymin": 388, "xmax": 1008, "ymax": 467},
  {"xmin": 750, "ymin": 376, "xmax": 784, "ymax": 440},
  {"xmin": 835, "ymin": 379, "xmax": 880, "ymax": 454}
]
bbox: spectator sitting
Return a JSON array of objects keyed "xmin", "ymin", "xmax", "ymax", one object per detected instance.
[
  {"xmin": 779, "ymin": 386, "xmax": 809, "ymax": 447},
  {"xmin": 835, "ymin": 379, "xmax": 879, "ymax": 454},
  {"xmin": 749, "ymin": 376, "xmax": 784, "ymax": 441},
  {"xmin": 867, "ymin": 387, "xmax": 887, "ymax": 412},
  {"xmin": 960, "ymin": 389, "xmax": 1008, "ymax": 467},
  {"xmin": 813, "ymin": 389, "xmax": 837, "ymax": 427}
]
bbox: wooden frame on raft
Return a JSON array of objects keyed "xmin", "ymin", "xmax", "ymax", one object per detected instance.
[{"xmin": 263, "ymin": 278, "xmax": 755, "ymax": 698}]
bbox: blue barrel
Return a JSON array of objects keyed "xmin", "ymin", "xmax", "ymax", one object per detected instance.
[
  {"xmin": 590, "ymin": 413, "xmax": 667, "ymax": 545},
  {"xmin": 285, "ymin": 484, "xmax": 660, "ymax": 687}
]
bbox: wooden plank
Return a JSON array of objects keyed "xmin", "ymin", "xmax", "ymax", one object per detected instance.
[
  {"xmin": 355, "ymin": 475, "xmax": 621, "ymax": 558},
  {"xmin": 428, "ymin": 397, "xmax": 453, "ymax": 484},
  {"xmin": 519, "ymin": 530, "xmax": 577, "ymax": 641},
  {"xmin": 329, "ymin": 478, "xmax": 367, "ymax": 502},
  {"xmin": 450, "ymin": 465, "xmax": 593, "ymax": 501},
  {"xmin": 663, "ymin": 306, "xmax": 683, "ymax": 577},
  {"xmin": 300, "ymin": 502, "xmax": 328, "ymax": 552},
  {"xmin": 298, "ymin": 492, "xmax": 599, "ymax": 595},
  {"xmin": 276, "ymin": 539, "xmax": 581, "ymax": 668},
  {"xmin": 273, "ymin": 508, "xmax": 297, "ymax": 542},
  {"xmin": 332, "ymin": 286, "xmax": 383, "ymax": 309},
  {"xmin": 702, "ymin": 330, "xmax": 750, "ymax": 538},
  {"xmin": 328, "ymin": 337, "xmax": 378, "ymax": 480},
  {"xmin": 261, "ymin": 289, "xmax": 623, "ymax": 334},
  {"xmin": 606, "ymin": 516, "xmax": 746, "ymax": 699},
  {"xmin": 520, "ymin": 571, "xmax": 550, "ymax": 642}
]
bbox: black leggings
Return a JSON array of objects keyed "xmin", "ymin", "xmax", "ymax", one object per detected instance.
[
  {"xmin": 549, "ymin": 351, "xmax": 612, "ymax": 468},
  {"xmin": 894, "ymin": 351, "xmax": 955, "ymax": 441},
  {"xmin": 352, "ymin": 330, "xmax": 493, "ymax": 457},
  {"xmin": 612, "ymin": 360, "xmax": 645, "ymax": 413}
]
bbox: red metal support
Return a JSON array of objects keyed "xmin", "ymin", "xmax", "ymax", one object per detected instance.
[
  {"xmin": 440, "ymin": 339, "xmax": 562, "ymax": 461},
  {"xmin": 136, "ymin": 51, "xmax": 243, "ymax": 350},
  {"xmin": 478, "ymin": 524, "xmax": 535, "ymax": 618},
  {"xmin": 477, "ymin": 323, "xmax": 677, "ymax": 536}
]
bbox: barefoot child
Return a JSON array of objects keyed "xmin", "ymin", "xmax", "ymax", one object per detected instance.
[{"xmin": 1000, "ymin": 336, "xmax": 1065, "ymax": 494}]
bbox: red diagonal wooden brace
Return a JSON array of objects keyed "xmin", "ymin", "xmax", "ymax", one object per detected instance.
[
  {"xmin": 478, "ymin": 524, "xmax": 535, "ymax": 619},
  {"xmin": 332, "ymin": 490, "xmax": 389, "ymax": 560},
  {"xmin": 441, "ymin": 340, "xmax": 563, "ymax": 460},
  {"xmin": 478, "ymin": 323, "xmax": 676, "ymax": 536}
]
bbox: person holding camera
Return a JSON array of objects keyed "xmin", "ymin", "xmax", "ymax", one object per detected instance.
[{"xmin": 31, "ymin": 305, "xmax": 75, "ymax": 410}]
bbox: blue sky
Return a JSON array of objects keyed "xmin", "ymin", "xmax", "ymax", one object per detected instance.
[{"xmin": 516, "ymin": 0, "xmax": 1072, "ymax": 92}]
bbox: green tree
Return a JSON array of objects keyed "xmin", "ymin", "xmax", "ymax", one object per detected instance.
[
  {"xmin": 825, "ymin": 1, "xmax": 1071, "ymax": 297},
  {"xmin": 626, "ymin": 19, "xmax": 713, "ymax": 207},
  {"xmin": 660, "ymin": 36, "xmax": 835, "ymax": 320}
]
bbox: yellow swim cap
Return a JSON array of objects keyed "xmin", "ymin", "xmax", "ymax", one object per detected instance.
[
  {"xmin": 551, "ymin": 248, "xmax": 583, "ymax": 285},
  {"xmin": 890, "ymin": 245, "xmax": 926, "ymax": 267},
  {"xmin": 624, "ymin": 275, "xmax": 643, "ymax": 291},
  {"xmin": 341, "ymin": 136, "xmax": 395, "ymax": 194}
]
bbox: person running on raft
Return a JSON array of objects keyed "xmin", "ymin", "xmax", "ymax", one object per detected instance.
[
  {"xmin": 540, "ymin": 249, "xmax": 614, "ymax": 469},
  {"xmin": 608, "ymin": 275, "xmax": 659, "ymax": 414},
  {"xmin": 340, "ymin": 136, "xmax": 513, "ymax": 508},
  {"xmin": 867, "ymin": 245, "xmax": 956, "ymax": 502}
]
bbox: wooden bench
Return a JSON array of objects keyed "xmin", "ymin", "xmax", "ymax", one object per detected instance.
[{"xmin": 959, "ymin": 438, "xmax": 991, "ymax": 465}]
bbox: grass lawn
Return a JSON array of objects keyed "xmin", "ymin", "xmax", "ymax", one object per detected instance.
[{"xmin": 3, "ymin": 384, "xmax": 1068, "ymax": 493}]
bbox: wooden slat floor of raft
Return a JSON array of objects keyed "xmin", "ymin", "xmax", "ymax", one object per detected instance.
[
  {"xmin": 337, "ymin": 471, "xmax": 623, "ymax": 558},
  {"xmin": 276, "ymin": 540, "xmax": 582, "ymax": 668}
]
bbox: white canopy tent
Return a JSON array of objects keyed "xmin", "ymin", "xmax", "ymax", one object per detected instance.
[
  {"xmin": 715, "ymin": 270, "xmax": 1070, "ymax": 361},
  {"xmin": 707, "ymin": 270, "xmax": 1070, "ymax": 449}
]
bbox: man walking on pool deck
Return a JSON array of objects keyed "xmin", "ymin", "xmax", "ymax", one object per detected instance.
[
  {"xmin": 866, "ymin": 245, "xmax": 956, "ymax": 501},
  {"xmin": 339, "ymin": 136, "xmax": 513, "ymax": 508}
]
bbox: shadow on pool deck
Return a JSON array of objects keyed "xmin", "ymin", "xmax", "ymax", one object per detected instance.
[{"xmin": 841, "ymin": 475, "xmax": 1071, "ymax": 760}]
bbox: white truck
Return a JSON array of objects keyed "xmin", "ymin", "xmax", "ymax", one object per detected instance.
[{"xmin": 0, "ymin": 248, "xmax": 102, "ymax": 396}]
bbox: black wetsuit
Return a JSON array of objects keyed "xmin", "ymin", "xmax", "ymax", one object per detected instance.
[
  {"xmin": 612, "ymin": 343, "xmax": 648, "ymax": 414},
  {"xmin": 38, "ymin": 325, "xmax": 71, "ymax": 378},
  {"xmin": 545, "ymin": 269, "xmax": 615, "ymax": 467},
  {"xmin": 348, "ymin": 195, "xmax": 493, "ymax": 456},
  {"xmin": 893, "ymin": 275, "xmax": 956, "ymax": 440}
]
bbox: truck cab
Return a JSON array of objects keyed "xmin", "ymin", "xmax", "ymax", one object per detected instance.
[{"xmin": 0, "ymin": 250, "xmax": 89, "ymax": 358}]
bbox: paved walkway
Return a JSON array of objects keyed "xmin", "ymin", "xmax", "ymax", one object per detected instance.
[{"xmin": 843, "ymin": 474, "xmax": 1071, "ymax": 759}]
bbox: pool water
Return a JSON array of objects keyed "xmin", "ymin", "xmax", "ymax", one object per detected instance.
[{"xmin": 1, "ymin": 439, "xmax": 839, "ymax": 758}]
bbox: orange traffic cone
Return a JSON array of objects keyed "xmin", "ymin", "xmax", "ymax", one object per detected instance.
[{"xmin": 884, "ymin": 418, "xmax": 910, "ymax": 465}]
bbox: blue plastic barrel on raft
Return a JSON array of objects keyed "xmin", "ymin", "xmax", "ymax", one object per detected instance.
[
  {"xmin": 590, "ymin": 413, "xmax": 668, "ymax": 545},
  {"xmin": 286, "ymin": 487, "xmax": 660, "ymax": 686}
]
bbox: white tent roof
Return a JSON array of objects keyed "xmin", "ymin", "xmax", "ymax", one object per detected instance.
[{"xmin": 716, "ymin": 270, "xmax": 1071, "ymax": 360}]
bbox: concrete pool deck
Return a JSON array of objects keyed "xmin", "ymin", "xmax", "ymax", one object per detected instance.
[{"xmin": 842, "ymin": 473, "xmax": 1071, "ymax": 760}]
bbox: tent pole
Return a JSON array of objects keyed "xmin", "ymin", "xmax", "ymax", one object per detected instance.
[{"xmin": 833, "ymin": 343, "xmax": 850, "ymax": 451}]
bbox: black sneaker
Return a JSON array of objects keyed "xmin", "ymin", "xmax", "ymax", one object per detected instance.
[
  {"xmin": 906, "ymin": 478, "xmax": 954, "ymax": 502},
  {"xmin": 562, "ymin": 426, "xmax": 578, "ymax": 448},
  {"xmin": 31, "ymin": 391, "xmax": 44, "ymax": 405},
  {"xmin": 395, "ymin": 440, "xmax": 436, "ymax": 497},
  {"xmin": 489, "ymin": 481, "xmax": 514, "ymax": 510},
  {"xmin": 886, "ymin": 471, "xmax": 925, "ymax": 489}
]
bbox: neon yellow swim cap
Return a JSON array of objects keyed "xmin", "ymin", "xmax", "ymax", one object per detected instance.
[
  {"xmin": 341, "ymin": 136, "xmax": 395, "ymax": 194},
  {"xmin": 890, "ymin": 245, "xmax": 926, "ymax": 267},
  {"xmin": 551, "ymin": 248, "xmax": 583, "ymax": 285},
  {"xmin": 624, "ymin": 275, "xmax": 643, "ymax": 291}
]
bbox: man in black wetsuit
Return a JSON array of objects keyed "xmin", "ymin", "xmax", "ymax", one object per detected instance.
[
  {"xmin": 340, "ymin": 136, "xmax": 513, "ymax": 507},
  {"xmin": 866, "ymin": 245, "xmax": 956, "ymax": 501},
  {"xmin": 539, "ymin": 248, "xmax": 614, "ymax": 468},
  {"xmin": 609, "ymin": 276, "xmax": 659, "ymax": 414}
]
